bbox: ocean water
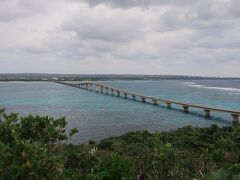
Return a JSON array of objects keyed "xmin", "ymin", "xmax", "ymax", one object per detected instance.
[{"xmin": 0, "ymin": 79, "xmax": 239, "ymax": 143}]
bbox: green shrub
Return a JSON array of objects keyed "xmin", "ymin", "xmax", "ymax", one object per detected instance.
[
  {"xmin": 0, "ymin": 108, "xmax": 78, "ymax": 179},
  {"xmin": 205, "ymin": 164, "xmax": 240, "ymax": 180},
  {"xmin": 90, "ymin": 153, "xmax": 134, "ymax": 180},
  {"xmin": 1, "ymin": 107, "xmax": 239, "ymax": 179},
  {"xmin": 98, "ymin": 139, "xmax": 114, "ymax": 150}
]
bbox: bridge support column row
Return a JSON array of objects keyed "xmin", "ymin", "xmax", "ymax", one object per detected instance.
[
  {"xmin": 71, "ymin": 82, "xmax": 240, "ymax": 127},
  {"xmin": 231, "ymin": 114, "xmax": 239, "ymax": 126},
  {"xmin": 152, "ymin": 99, "xmax": 158, "ymax": 105},
  {"xmin": 132, "ymin": 95, "xmax": 135, "ymax": 100},
  {"xmin": 88, "ymin": 84, "xmax": 92, "ymax": 90},
  {"xmin": 105, "ymin": 87, "xmax": 108, "ymax": 94},
  {"xmin": 204, "ymin": 109, "xmax": 211, "ymax": 118},
  {"xmin": 183, "ymin": 106, "xmax": 189, "ymax": 113},
  {"xmin": 166, "ymin": 102, "xmax": 171, "ymax": 108}
]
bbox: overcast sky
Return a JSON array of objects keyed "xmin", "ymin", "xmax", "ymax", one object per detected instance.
[{"xmin": 0, "ymin": 0, "xmax": 239, "ymax": 76}]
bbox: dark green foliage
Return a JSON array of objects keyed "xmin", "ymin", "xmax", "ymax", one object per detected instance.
[
  {"xmin": 19, "ymin": 115, "xmax": 68, "ymax": 143},
  {"xmin": 0, "ymin": 108, "xmax": 239, "ymax": 179},
  {"xmin": 90, "ymin": 153, "xmax": 134, "ymax": 180},
  {"xmin": 97, "ymin": 125, "xmax": 240, "ymax": 179},
  {"xmin": 0, "ymin": 108, "xmax": 133, "ymax": 180},
  {"xmin": 0, "ymin": 108, "xmax": 77, "ymax": 179},
  {"xmin": 98, "ymin": 139, "xmax": 114, "ymax": 150},
  {"xmin": 89, "ymin": 140, "xmax": 96, "ymax": 145},
  {"xmin": 206, "ymin": 164, "xmax": 240, "ymax": 180}
]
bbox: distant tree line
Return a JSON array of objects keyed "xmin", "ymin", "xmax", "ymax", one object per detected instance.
[{"xmin": 1, "ymin": 73, "xmax": 240, "ymax": 81}]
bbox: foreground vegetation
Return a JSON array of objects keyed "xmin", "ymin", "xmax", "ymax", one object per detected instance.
[{"xmin": 0, "ymin": 108, "xmax": 239, "ymax": 179}]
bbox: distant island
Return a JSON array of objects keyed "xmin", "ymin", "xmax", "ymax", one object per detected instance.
[{"xmin": 0, "ymin": 73, "xmax": 239, "ymax": 81}]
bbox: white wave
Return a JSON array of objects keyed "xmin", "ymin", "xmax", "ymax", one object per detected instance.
[
  {"xmin": 204, "ymin": 86, "xmax": 240, "ymax": 92},
  {"xmin": 184, "ymin": 82, "xmax": 196, "ymax": 85},
  {"xmin": 190, "ymin": 84, "xmax": 206, "ymax": 88},
  {"xmin": 185, "ymin": 82, "xmax": 240, "ymax": 93}
]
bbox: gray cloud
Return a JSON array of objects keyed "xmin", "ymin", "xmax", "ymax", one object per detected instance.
[
  {"xmin": 81, "ymin": 0, "xmax": 200, "ymax": 8},
  {"xmin": 0, "ymin": 0, "xmax": 239, "ymax": 76},
  {"xmin": 0, "ymin": 0, "xmax": 65, "ymax": 22}
]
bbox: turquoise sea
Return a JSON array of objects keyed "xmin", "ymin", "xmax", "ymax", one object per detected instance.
[{"xmin": 0, "ymin": 79, "xmax": 240, "ymax": 143}]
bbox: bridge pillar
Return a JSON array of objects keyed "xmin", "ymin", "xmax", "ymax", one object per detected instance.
[
  {"xmin": 141, "ymin": 97, "xmax": 145, "ymax": 103},
  {"xmin": 111, "ymin": 89, "xmax": 114, "ymax": 95},
  {"xmin": 124, "ymin": 93, "xmax": 127, "ymax": 99},
  {"xmin": 204, "ymin": 109, "xmax": 211, "ymax": 118},
  {"xmin": 132, "ymin": 95, "xmax": 135, "ymax": 100},
  {"xmin": 117, "ymin": 91, "xmax": 120, "ymax": 97},
  {"xmin": 183, "ymin": 106, "xmax": 189, "ymax": 113},
  {"xmin": 105, "ymin": 87, "xmax": 108, "ymax": 94},
  {"xmin": 152, "ymin": 99, "xmax": 158, "ymax": 105},
  {"xmin": 96, "ymin": 85, "xmax": 99, "ymax": 92},
  {"xmin": 100, "ymin": 86, "xmax": 103, "ymax": 93},
  {"xmin": 231, "ymin": 114, "xmax": 239, "ymax": 126},
  {"xmin": 166, "ymin": 102, "xmax": 171, "ymax": 108}
]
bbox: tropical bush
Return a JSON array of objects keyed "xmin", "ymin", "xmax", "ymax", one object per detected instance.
[
  {"xmin": 0, "ymin": 108, "xmax": 239, "ymax": 179},
  {"xmin": 0, "ymin": 108, "xmax": 78, "ymax": 179}
]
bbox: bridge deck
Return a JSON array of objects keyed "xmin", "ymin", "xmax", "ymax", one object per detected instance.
[{"xmin": 56, "ymin": 81, "xmax": 240, "ymax": 125}]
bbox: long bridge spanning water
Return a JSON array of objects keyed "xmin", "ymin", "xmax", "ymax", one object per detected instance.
[{"xmin": 56, "ymin": 81, "xmax": 240, "ymax": 126}]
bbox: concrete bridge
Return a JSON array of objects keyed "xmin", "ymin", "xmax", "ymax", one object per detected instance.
[{"xmin": 56, "ymin": 81, "xmax": 240, "ymax": 126}]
